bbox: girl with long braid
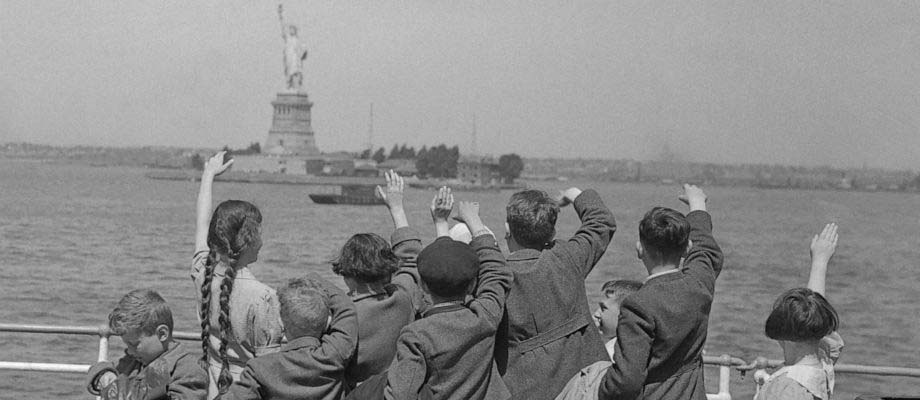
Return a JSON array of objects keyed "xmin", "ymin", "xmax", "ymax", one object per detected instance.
[{"xmin": 191, "ymin": 152, "xmax": 283, "ymax": 399}]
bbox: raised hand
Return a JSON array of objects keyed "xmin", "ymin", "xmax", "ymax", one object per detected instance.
[
  {"xmin": 557, "ymin": 187, "xmax": 583, "ymax": 207},
  {"xmin": 376, "ymin": 170, "xmax": 405, "ymax": 210},
  {"xmin": 678, "ymin": 184, "xmax": 707, "ymax": 212},
  {"xmin": 810, "ymin": 223, "xmax": 838, "ymax": 266},
  {"xmin": 456, "ymin": 201, "xmax": 480, "ymax": 224},
  {"xmin": 203, "ymin": 151, "xmax": 233, "ymax": 178},
  {"xmin": 429, "ymin": 186, "xmax": 454, "ymax": 223}
]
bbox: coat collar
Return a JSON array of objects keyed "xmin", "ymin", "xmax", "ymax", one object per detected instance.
[{"xmin": 507, "ymin": 248, "xmax": 542, "ymax": 261}]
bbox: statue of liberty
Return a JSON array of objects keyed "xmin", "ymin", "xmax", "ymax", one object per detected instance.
[{"xmin": 278, "ymin": 4, "xmax": 308, "ymax": 92}]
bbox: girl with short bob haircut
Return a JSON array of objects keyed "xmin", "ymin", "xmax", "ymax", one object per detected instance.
[
  {"xmin": 333, "ymin": 171, "xmax": 424, "ymax": 389},
  {"xmin": 754, "ymin": 223, "xmax": 844, "ymax": 400},
  {"xmin": 191, "ymin": 152, "xmax": 283, "ymax": 399}
]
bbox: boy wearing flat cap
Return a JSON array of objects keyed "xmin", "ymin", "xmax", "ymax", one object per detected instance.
[{"xmin": 383, "ymin": 188, "xmax": 513, "ymax": 400}]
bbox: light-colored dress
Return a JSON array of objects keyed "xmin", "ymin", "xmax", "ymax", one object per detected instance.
[
  {"xmin": 754, "ymin": 332, "xmax": 844, "ymax": 400},
  {"xmin": 191, "ymin": 250, "xmax": 284, "ymax": 399}
]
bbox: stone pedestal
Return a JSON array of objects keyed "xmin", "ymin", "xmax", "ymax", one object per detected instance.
[{"xmin": 264, "ymin": 92, "xmax": 320, "ymax": 155}]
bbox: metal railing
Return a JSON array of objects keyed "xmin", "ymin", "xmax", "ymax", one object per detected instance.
[{"xmin": 2, "ymin": 323, "xmax": 919, "ymax": 399}]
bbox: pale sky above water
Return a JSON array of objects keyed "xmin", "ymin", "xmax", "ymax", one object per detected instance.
[{"xmin": 1, "ymin": 1, "xmax": 918, "ymax": 169}]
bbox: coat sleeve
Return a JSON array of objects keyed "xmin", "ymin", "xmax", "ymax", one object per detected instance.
[
  {"xmin": 384, "ymin": 329, "xmax": 428, "ymax": 400},
  {"xmin": 167, "ymin": 354, "xmax": 209, "ymax": 400},
  {"xmin": 562, "ymin": 189, "xmax": 617, "ymax": 278},
  {"xmin": 225, "ymin": 365, "xmax": 265, "ymax": 400},
  {"xmin": 468, "ymin": 233, "xmax": 513, "ymax": 328},
  {"xmin": 86, "ymin": 360, "xmax": 118, "ymax": 395},
  {"xmin": 682, "ymin": 210, "xmax": 723, "ymax": 293},
  {"xmin": 391, "ymin": 226, "xmax": 426, "ymax": 314},
  {"xmin": 317, "ymin": 276, "xmax": 359, "ymax": 367},
  {"xmin": 598, "ymin": 298, "xmax": 654, "ymax": 400}
]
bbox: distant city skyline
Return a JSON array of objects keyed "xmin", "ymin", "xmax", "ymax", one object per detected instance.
[{"xmin": 1, "ymin": 2, "xmax": 918, "ymax": 169}]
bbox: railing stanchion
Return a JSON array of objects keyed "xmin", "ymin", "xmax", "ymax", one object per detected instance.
[{"xmin": 97, "ymin": 325, "xmax": 110, "ymax": 362}]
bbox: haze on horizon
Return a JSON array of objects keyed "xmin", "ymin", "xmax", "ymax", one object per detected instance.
[{"xmin": 1, "ymin": 1, "xmax": 918, "ymax": 170}]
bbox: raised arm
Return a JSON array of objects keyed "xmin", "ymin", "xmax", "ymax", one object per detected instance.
[
  {"xmin": 808, "ymin": 223, "xmax": 838, "ymax": 296},
  {"xmin": 312, "ymin": 275, "xmax": 358, "ymax": 365},
  {"xmin": 457, "ymin": 201, "xmax": 511, "ymax": 326},
  {"xmin": 430, "ymin": 186, "xmax": 453, "ymax": 238},
  {"xmin": 277, "ymin": 3, "xmax": 286, "ymax": 39},
  {"xmin": 376, "ymin": 170, "xmax": 408, "ymax": 229},
  {"xmin": 560, "ymin": 188, "xmax": 617, "ymax": 278},
  {"xmin": 195, "ymin": 151, "xmax": 233, "ymax": 254},
  {"xmin": 679, "ymin": 184, "xmax": 723, "ymax": 290},
  {"xmin": 384, "ymin": 330, "xmax": 428, "ymax": 400}
]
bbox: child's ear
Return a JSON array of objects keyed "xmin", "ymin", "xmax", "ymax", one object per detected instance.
[
  {"xmin": 684, "ymin": 239, "xmax": 693, "ymax": 255},
  {"xmin": 635, "ymin": 240, "xmax": 644, "ymax": 259},
  {"xmin": 326, "ymin": 315, "xmax": 332, "ymax": 332},
  {"xmin": 155, "ymin": 324, "xmax": 170, "ymax": 343}
]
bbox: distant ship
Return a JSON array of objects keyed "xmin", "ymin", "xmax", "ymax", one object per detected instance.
[{"xmin": 309, "ymin": 184, "xmax": 384, "ymax": 205}]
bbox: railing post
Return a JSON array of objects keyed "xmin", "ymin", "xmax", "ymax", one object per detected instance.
[{"xmin": 97, "ymin": 325, "xmax": 111, "ymax": 362}]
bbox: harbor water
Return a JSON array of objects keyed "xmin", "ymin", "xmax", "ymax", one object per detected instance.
[{"xmin": 0, "ymin": 159, "xmax": 917, "ymax": 399}]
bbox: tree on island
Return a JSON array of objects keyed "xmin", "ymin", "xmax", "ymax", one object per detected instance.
[
  {"xmin": 359, "ymin": 148, "xmax": 372, "ymax": 159},
  {"xmin": 416, "ymin": 144, "xmax": 459, "ymax": 178},
  {"xmin": 372, "ymin": 147, "xmax": 387, "ymax": 163},
  {"xmin": 499, "ymin": 153, "xmax": 524, "ymax": 183}
]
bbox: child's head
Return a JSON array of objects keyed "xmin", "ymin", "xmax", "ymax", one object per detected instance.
[
  {"xmin": 417, "ymin": 237, "xmax": 479, "ymax": 301},
  {"xmin": 765, "ymin": 287, "xmax": 838, "ymax": 343},
  {"xmin": 332, "ymin": 233, "xmax": 399, "ymax": 284},
  {"xmin": 505, "ymin": 190, "xmax": 560, "ymax": 249},
  {"xmin": 108, "ymin": 289, "xmax": 173, "ymax": 365},
  {"xmin": 277, "ymin": 277, "xmax": 331, "ymax": 340},
  {"xmin": 594, "ymin": 280, "xmax": 642, "ymax": 338},
  {"xmin": 207, "ymin": 200, "xmax": 263, "ymax": 267},
  {"xmin": 637, "ymin": 207, "xmax": 691, "ymax": 269}
]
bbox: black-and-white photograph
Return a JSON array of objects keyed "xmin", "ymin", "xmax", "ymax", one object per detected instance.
[{"xmin": 1, "ymin": 2, "xmax": 918, "ymax": 399}]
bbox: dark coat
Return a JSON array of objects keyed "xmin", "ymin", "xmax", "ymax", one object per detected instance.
[
  {"xmin": 495, "ymin": 189, "xmax": 617, "ymax": 400},
  {"xmin": 385, "ymin": 234, "xmax": 513, "ymax": 400},
  {"xmin": 87, "ymin": 341, "xmax": 208, "ymax": 400},
  {"xmin": 598, "ymin": 210, "xmax": 724, "ymax": 400},
  {"xmin": 343, "ymin": 227, "xmax": 423, "ymax": 387}
]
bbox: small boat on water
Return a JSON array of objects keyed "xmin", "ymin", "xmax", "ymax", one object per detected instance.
[{"xmin": 309, "ymin": 184, "xmax": 384, "ymax": 205}]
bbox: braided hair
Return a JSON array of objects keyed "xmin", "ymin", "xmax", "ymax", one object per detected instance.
[{"xmin": 198, "ymin": 200, "xmax": 262, "ymax": 395}]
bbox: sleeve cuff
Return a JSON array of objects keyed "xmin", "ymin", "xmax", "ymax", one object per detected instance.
[{"xmin": 391, "ymin": 227, "xmax": 421, "ymax": 246}]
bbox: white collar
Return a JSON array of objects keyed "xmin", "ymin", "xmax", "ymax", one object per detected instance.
[{"xmin": 644, "ymin": 268, "xmax": 681, "ymax": 283}]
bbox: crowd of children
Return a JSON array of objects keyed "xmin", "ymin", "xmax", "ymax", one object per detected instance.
[{"xmin": 86, "ymin": 152, "xmax": 843, "ymax": 400}]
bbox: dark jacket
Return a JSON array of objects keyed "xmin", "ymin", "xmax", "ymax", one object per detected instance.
[
  {"xmin": 495, "ymin": 189, "xmax": 616, "ymax": 400},
  {"xmin": 87, "ymin": 341, "xmax": 208, "ymax": 400},
  {"xmin": 598, "ymin": 210, "xmax": 723, "ymax": 400},
  {"xmin": 385, "ymin": 234, "xmax": 513, "ymax": 400},
  {"xmin": 343, "ymin": 227, "xmax": 423, "ymax": 387},
  {"xmin": 226, "ymin": 276, "xmax": 358, "ymax": 400}
]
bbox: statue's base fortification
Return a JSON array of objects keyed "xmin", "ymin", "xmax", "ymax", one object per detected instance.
[{"xmin": 264, "ymin": 92, "xmax": 320, "ymax": 156}]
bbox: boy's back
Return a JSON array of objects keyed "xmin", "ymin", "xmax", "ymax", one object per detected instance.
[
  {"xmin": 598, "ymin": 209, "xmax": 723, "ymax": 400},
  {"xmin": 496, "ymin": 189, "xmax": 616, "ymax": 400},
  {"xmin": 386, "ymin": 234, "xmax": 512, "ymax": 400}
]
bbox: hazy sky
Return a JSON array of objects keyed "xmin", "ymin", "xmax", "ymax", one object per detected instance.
[{"xmin": 2, "ymin": 1, "xmax": 918, "ymax": 169}]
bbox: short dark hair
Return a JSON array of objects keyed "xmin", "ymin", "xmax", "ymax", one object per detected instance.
[
  {"xmin": 108, "ymin": 289, "xmax": 173, "ymax": 336},
  {"xmin": 765, "ymin": 288, "xmax": 838, "ymax": 342},
  {"xmin": 601, "ymin": 280, "xmax": 642, "ymax": 304},
  {"xmin": 506, "ymin": 190, "xmax": 559, "ymax": 249},
  {"xmin": 332, "ymin": 233, "xmax": 400, "ymax": 283},
  {"xmin": 277, "ymin": 277, "xmax": 330, "ymax": 339},
  {"xmin": 638, "ymin": 207, "xmax": 690, "ymax": 262}
]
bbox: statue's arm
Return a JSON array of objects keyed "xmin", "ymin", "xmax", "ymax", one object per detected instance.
[{"xmin": 278, "ymin": 3, "xmax": 286, "ymax": 39}]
